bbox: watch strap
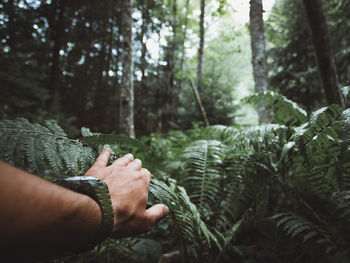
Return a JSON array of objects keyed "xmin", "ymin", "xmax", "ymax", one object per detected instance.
[{"xmin": 54, "ymin": 176, "xmax": 114, "ymax": 252}]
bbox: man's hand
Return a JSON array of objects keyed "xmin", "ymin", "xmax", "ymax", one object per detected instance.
[{"xmin": 84, "ymin": 148, "xmax": 169, "ymax": 237}]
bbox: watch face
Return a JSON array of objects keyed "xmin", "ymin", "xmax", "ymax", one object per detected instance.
[{"xmin": 65, "ymin": 176, "xmax": 100, "ymax": 182}]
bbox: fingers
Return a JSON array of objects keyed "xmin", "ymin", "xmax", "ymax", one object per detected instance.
[
  {"xmin": 91, "ymin": 148, "xmax": 111, "ymax": 168},
  {"xmin": 144, "ymin": 204, "xmax": 169, "ymax": 225},
  {"xmin": 141, "ymin": 168, "xmax": 151, "ymax": 183},
  {"xmin": 127, "ymin": 159, "xmax": 142, "ymax": 170},
  {"xmin": 112, "ymin": 153, "xmax": 134, "ymax": 167}
]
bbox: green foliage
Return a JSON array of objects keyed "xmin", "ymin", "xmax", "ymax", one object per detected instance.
[
  {"xmin": 243, "ymin": 90, "xmax": 308, "ymax": 126},
  {"xmin": 181, "ymin": 140, "xmax": 223, "ymax": 214},
  {"xmin": 0, "ymin": 118, "xmax": 148, "ymax": 178},
  {"xmin": 2, "ymin": 92, "xmax": 350, "ymax": 262},
  {"xmin": 266, "ymin": 0, "xmax": 350, "ymax": 111},
  {"xmin": 273, "ymin": 212, "xmax": 336, "ymax": 254},
  {"xmin": 0, "ymin": 118, "xmax": 95, "ymax": 178},
  {"xmin": 130, "ymin": 239, "xmax": 162, "ymax": 263},
  {"xmin": 150, "ymin": 178, "xmax": 222, "ymax": 254}
]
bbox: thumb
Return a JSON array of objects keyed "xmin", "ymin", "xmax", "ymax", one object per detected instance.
[{"xmin": 145, "ymin": 204, "xmax": 169, "ymax": 223}]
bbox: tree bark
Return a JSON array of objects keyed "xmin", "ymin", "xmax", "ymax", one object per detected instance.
[
  {"xmin": 119, "ymin": 0, "xmax": 135, "ymax": 137},
  {"xmin": 249, "ymin": 0, "xmax": 269, "ymax": 122},
  {"xmin": 302, "ymin": 0, "xmax": 344, "ymax": 107},
  {"xmin": 197, "ymin": 0, "xmax": 205, "ymax": 91}
]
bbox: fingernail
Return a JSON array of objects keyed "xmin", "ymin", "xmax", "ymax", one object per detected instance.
[
  {"xmin": 164, "ymin": 206, "xmax": 169, "ymax": 216},
  {"xmin": 126, "ymin": 153, "xmax": 134, "ymax": 160}
]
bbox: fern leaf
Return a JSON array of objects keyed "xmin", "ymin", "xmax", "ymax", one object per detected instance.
[
  {"xmin": 242, "ymin": 91, "xmax": 308, "ymax": 126},
  {"xmin": 0, "ymin": 118, "xmax": 95, "ymax": 178},
  {"xmin": 274, "ymin": 212, "xmax": 335, "ymax": 253},
  {"xmin": 181, "ymin": 140, "xmax": 223, "ymax": 215}
]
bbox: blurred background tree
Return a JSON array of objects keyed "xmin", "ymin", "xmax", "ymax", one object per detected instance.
[
  {"xmin": 266, "ymin": 0, "xmax": 350, "ymax": 111},
  {"xmin": 1, "ymin": 0, "xmax": 349, "ymax": 136}
]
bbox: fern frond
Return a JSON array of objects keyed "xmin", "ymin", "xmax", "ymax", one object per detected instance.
[
  {"xmin": 202, "ymin": 125, "xmax": 239, "ymax": 141},
  {"xmin": 242, "ymin": 91, "xmax": 308, "ymax": 126},
  {"xmin": 0, "ymin": 118, "xmax": 95, "ymax": 178},
  {"xmin": 82, "ymin": 134, "xmax": 149, "ymax": 151},
  {"xmin": 273, "ymin": 212, "xmax": 336, "ymax": 254},
  {"xmin": 181, "ymin": 140, "xmax": 224, "ymax": 215},
  {"xmin": 339, "ymin": 109, "xmax": 350, "ymax": 189},
  {"xmin": 279, "ymin": 105, "xmax": 344, "ymax": 195},
  {"xmin": 231, "ymin": 124, "xmax": 290, "ymax": 155},
  {"xmin": 149, "ymin": 178, "xmax": 221, "ymax": 253},
  {"xmin": 329, "ymin": 191, "xmax": 350, "ymax": 225}
]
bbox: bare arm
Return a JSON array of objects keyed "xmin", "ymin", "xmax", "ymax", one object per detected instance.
[
  {"xmin": 0, "ymin": 149, "xmax": 168, "ymax": 261},
  {"xmin": 0, "ymin": 162, "xmax": 101, "ymax": 260}
]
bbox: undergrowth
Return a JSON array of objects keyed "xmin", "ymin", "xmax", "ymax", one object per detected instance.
[{"xmin": 1, "ymin": 91, "xmax": 350, "ymax": 263}]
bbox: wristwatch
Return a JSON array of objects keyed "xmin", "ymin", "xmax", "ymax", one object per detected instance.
[{"xmin": 54, "ymin": 176, "xmax": 114, "ymax": 252}]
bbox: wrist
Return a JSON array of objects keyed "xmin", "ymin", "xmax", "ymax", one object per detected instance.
[
  {"xmin": 54, "ymin": 176, "xmax": 114, "ymax": 252},
  {"xmin": 80, "ymin": 194, "xmax": 102, "ymax": 231}
]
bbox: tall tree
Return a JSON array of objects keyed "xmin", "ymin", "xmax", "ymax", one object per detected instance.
[
  {"xmin": 119, "ymin": 0, "xmax": 135, "ymax": 137},
  {"xmin": 179, "ymin": 0, "xmax": 190, "ymax": 90},
  {"xmin": 249, "ymin": 0, "xmax": 269, "ymax": 122},
  {"xmin": 139, "ymin": 0, "xmax": 148, "ymax": 84},
  {"xmin": 47, "ymin": 0, "xmax": 66, "ymax": 111},
  {"xmin": 169, "ymin": 0, "xmax": 177, "ymax": 91},
  {"xmin": 197, "ymin": 0, "xmax": 205, "ymax": 91},
  {"xmin": 302, "ymin": 0, "xmax": 344, "ymax": 107}
]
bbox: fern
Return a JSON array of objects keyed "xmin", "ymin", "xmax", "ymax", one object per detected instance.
[
  {"xmin": 0, "ymin": 118, "xmax": 148, "ymax": 178},
  {"xmin": 242, "ymin": 91, "xmax": 308, "ymax": 126},
  {"xmin": 279, "ymin": 104, "xmax": 343, "ymax": 196},
  {"xmin": 181, "ymin": 140, "xmax": 224, "ymax": 217},
  {"xmin": 273, "ymin": 212, "xmax": 336, "ymax": 254},
  {"xmin": 3, "ymin": 100, "xmax": 350, "ymax": 262},
  {"xmin": 149, "ymin": 178, "xmax": 222, "ymax": 256},
  {"xmin": 0, "ymin": 118, "xmax": 95, "ymax": 178}
]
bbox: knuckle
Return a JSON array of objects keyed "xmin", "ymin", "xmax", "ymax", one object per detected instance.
[
  {"xmin": 119, "ymin": 159, "xmax": 128, "ymax": 166},
  {"xmin": 136, "ymin": 173, "xmax": 147, "ymax": 182},
  {"xmin": 142, "ymin": 168, "xmax": 151, "ymax": 177}
]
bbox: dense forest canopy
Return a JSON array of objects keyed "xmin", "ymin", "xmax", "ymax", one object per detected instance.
[
  {"xmin": 1, "ymin": 0, "xmax": 350, "ymax": 262},
  {"xmin": 1, "ymin": 0, "xmax": 349, "ymax": 135},
  {"xmin": 1, "ymin": 0, "xmax": 249, "ymax": 136}
]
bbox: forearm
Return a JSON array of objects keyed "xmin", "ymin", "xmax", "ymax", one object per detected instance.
[{"xmin": 0, "ymin": 162, "xmax": 101, "ymax": 260}]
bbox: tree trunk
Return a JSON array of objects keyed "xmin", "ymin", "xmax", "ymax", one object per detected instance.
[
  {"xmin": 156, "ymin": 28, "xmax": 163, "ymax": 134},
  {"xmin": 249, "ymin": 0, "xmax": 269, "ymax": 122},
  {"xmin": 169, "ymin": 0, "xmax": 177, "ymax": 91},
  {"xmin": 197, "ymin": 0, "xmax": 205, "ymax": 91},
  {"xmin": 119, "ymin": 0, "xmax": 135, "ymax": 137},
  {"xmin": 48, "ymin": 0, "xmax": 66, "ymax": 111},
  {"xmin": 93, "ymin": 7, "xmax": 109, "ymax": 130},
  {"xmin": 112, "ymin": 4, "xmax": 122, "ymax": 132},
  {"xmin": 6, "ymin": 0, "xmax": 16, "ymax": 51},
  {"xmin": 179, "ymin": 0, "xmax": 190, "ymax": 90},
  {"xmin": 140, "ymin": 0, "xmax": 148, "ymax": 84},
  {"xmin": 302, "ymin": 0, "xmax": 344, "ymax": 107}
]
